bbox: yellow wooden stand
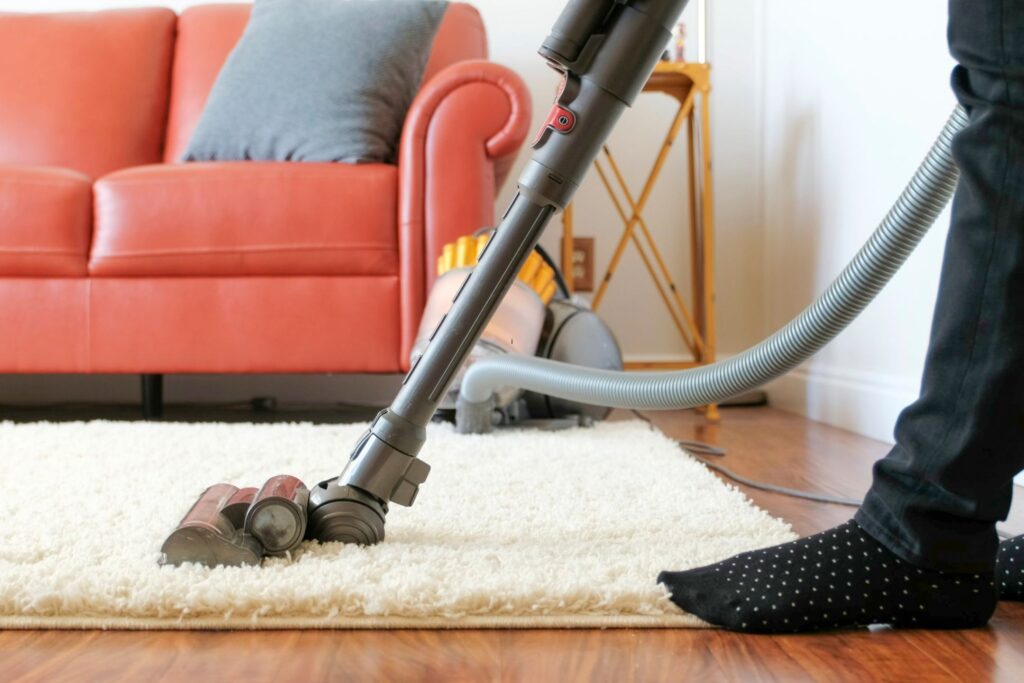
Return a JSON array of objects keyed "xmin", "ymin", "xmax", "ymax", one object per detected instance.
[{"xmin": 561, "ymin": 61, "xmax": 718, "ymax": 420}]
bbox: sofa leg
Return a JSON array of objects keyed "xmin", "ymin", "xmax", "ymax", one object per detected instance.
[{"xmin": 141, "ymin": 374, "xmax": 164, "ymax": 419}]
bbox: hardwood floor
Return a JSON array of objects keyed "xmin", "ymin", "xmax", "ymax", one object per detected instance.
[{"xmin": 3, "ymin": 406, "xmax": 1023, "ymax": 682}]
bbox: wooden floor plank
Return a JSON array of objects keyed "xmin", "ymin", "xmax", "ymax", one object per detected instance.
[{"xmin": 3, "ymin": 406, "xmax": 1023, "ymax": 682}]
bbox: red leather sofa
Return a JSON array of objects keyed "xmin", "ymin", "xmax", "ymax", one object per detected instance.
[{"xmin": 0, "ymin": 3, "xmax": 531, "ymax": 411}]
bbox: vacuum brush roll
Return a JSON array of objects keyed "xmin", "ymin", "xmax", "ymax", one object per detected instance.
[
  {"xmin": 244, "ymin": 475, "xmax": 310, "ymax": 555},
  {"xmin": 221, "ymin": 486, "xmax": 258, "ymax": 529},
  {"xmin": 159, "ymin": 483, "xmax": 263, "ymax": 568}
]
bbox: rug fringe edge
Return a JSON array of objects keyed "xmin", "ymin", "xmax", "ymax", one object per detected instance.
[{"xmin": 0, "ymin": 614, "xmax": 707, "ymax": 631}]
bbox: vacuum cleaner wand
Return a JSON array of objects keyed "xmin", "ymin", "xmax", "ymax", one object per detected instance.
[{"xmin": 304, "ymin": 0, "xmax": 692, "ymax": 545}]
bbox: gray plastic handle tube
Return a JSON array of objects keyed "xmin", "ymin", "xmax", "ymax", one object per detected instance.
[{"xmin": 460, "ymin": 106, "xmax": 968, "ymax": 410}]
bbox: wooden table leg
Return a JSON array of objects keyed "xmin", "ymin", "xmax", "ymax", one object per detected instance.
[
  {"xmin": 562, "ymin": 204, "xmax": 574, "ymax": 293},
  {"xmin": 699, "ymin": 88, "xmax": 719, "ymax": 422}
]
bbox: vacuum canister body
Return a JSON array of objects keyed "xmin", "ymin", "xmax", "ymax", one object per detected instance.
[{"xmin": 411, "ymin": 232, "xmax": 557, "ymax": 410}]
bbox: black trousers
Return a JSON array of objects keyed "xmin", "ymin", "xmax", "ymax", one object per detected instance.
[{"xmin": 855, "ymin": 0, "xmax": 1024, "ymax": 573}]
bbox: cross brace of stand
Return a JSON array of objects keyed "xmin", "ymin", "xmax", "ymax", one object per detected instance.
[{"xmin": 561, "ymin": 61, "xmax": 719, "ymax": 420}]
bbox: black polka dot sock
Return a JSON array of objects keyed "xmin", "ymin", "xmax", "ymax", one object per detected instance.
[
  {"xmin": 657, "ymin": 520, "xmax": 996, "ymax": 633},
  {"xmin": 997, "ymin": 534, "xmax": 1024, "ymax": 600}
]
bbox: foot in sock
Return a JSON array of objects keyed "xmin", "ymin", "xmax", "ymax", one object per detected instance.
[
  {"xmin": 997, "ymin": 534, "xmax": 1024, "ymax": 600},
  {"xmin": 657, "ymin": 520, "xmax": 996, "ymax": 633}
]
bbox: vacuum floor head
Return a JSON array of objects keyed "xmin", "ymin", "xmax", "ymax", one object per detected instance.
[
  {"xmin": 160, "ymin": 483, "xmax": 263, "ymax": 568},
  {"xmin": 160, "ymin": 475, "xmax": 310, "ymax": 568}
]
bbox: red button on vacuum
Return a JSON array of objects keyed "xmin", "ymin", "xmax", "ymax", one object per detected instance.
[
  {"xmin": 532, "ymin": 103, "xmax": 578, "ymax": 147},
  {"xmin": 547, "ymin": 105, "xmax": 576, "ymax": 133}
]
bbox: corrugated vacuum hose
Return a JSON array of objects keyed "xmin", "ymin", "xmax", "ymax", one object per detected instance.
[{"xmin": 457, "ymin": 106, "xmax": 969, "ymax": 428}]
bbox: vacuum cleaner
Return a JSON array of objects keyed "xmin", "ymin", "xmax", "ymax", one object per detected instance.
[
  {"xmin": 161, "ymin": 0, "xmax": 969, "ymax": 565},
  {"xmin": 414, "ymin": 231, "xmax": 622, "ymax": 432}
]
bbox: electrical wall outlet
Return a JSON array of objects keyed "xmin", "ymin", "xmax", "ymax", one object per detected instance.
[{"xmin": 567, "ymin": 237, "xmax": 595, "ymax": 292}]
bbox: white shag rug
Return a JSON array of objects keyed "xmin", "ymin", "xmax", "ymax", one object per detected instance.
[{"xmin": 0, "ymin": 419, "xmax": 794, "ymax": 630}]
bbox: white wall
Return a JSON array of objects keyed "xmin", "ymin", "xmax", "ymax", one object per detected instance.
[
  {"xmin": 480, "ymin": 1, "xmax": 766, "ymax": 363},
  {"xmin": 758, "ymin": 0, "xmax": 956, "ymax": 442},
  {"xmin": 482, "ymin": 0, "xmax": 959, "ymax": 446}
]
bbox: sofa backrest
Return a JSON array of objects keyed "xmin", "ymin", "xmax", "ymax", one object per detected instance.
[
  {"xmin": 0, "ymin": 8, "xmax": 176, "ymax": 179},
  {"xmin": 162, "ymin": 2, "xmax": 489, "ymax": 163}
]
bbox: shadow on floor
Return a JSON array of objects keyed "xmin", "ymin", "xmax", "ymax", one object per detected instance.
[{"xmin": 0, "ymin": 401, "xmax": 383, "ymax": 425}]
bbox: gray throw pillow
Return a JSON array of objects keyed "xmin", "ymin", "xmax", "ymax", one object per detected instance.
[{"xmin": 184, "ymin": 0, "xmax": 449, "ymax": 164}]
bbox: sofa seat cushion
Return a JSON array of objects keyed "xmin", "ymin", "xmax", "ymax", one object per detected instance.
[
  {"xmin": 91, "ymin": 163, "xmax": 399, "ymax": 277},
  {"xmin": 0, "ymin": 166, "xmax": 92, "ymax": 276}
]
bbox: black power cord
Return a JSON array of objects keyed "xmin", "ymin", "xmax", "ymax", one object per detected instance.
[
  {"xmin": 631, "ymin": 409, "xmax": 864, "ymax": 508},
  {"xmin": 532, "ymin": 242, "xmax": 573, "ymax": 300},
  {"xmin": 631, "ymin": 410, "xmax": 1016, "ymax": 539}
]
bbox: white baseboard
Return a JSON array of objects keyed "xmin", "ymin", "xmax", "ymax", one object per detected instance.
[
  {"xmin": 765, "ymin": 364, "xmax": 919, "ymax": 445},
  {"xmin": 767, "ymin": 364, "xmax": 1024, "ymax": 486},
  {"xmin": 623, "ymin": 353, "xmax": 910, "ymax": 444}
]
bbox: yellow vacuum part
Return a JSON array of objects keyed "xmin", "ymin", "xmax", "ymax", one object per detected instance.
[
  {"xmin": 538, "ymin": 280, "xmax": 558, "ymax": 304},
  {"xmin": 436, "ymin": 233, "xmax": 558, "ymax": 304}
]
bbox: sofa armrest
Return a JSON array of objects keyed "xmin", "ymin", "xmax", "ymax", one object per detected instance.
[{"xmin": 398, "ymin": 59, "xmax": 532, "ymax": 368}]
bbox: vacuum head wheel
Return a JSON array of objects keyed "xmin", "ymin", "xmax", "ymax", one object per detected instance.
[
  {"xmin": 307, "ymin": 479, "xmax": 387, "ymax": 545},
  {"xmin": 244, "ymin": 475, "xmax": 309, "ymax": 555}
]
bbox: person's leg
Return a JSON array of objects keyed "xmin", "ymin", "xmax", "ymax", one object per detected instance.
[
  {"xmin": 998, "ymin": 538, "xmax": 1024, "ymax": 599},
  {"xmin": 854, "ymin": 0, "xmax": 1024, "ymax": 575},
  {"xmin": 659, "ymin": 0, "xmax": 1024, "ymax": 631}
]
